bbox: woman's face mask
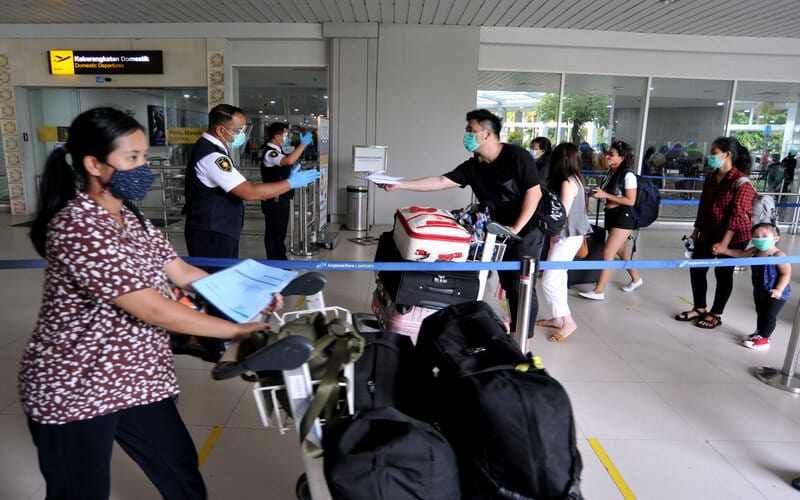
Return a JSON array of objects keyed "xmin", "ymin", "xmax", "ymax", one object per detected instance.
[
  {"xmin": 104, "ymin": 162, "xmax": 153, "ymax": 200},
  {"xmin": 707, "ymin": 152, "xmax": 724, "ymax": 169}
]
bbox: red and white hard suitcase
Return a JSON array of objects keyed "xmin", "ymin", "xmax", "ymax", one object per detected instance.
[
  {"xmin": 371, "ymin": 289, "xmax": 437, "ymax": 345},
  {"xmin": 393, "ymin": 206, "xmax": 471, "ymax": 262}
]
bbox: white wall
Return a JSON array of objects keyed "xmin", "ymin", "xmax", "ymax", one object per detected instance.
[{"xmin": 372, "ymin": 24, "xmax": 480, "ymax": 224}]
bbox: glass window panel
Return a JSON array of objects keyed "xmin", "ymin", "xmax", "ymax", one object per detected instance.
[
  {"xmin": 477, "ymin": 71, "xmax": 562, "ymax": 146},
  {"xmin": 235, "ymin": 67, "xmax": 328, "ymax": 169},
  {"xmin": 643, "ymin": 77, "xmax": 733, "ymax": 221},
  {"xmin": 560, "ymin": 74, "xmax": 647, "ymax": 170},
  {"xmin": 731, "ymin": 81, "xmax": 800, "ymax": 185},
  {"xmin": 733, "ymin": 81, "xmax": 800, "ymax": 221}
]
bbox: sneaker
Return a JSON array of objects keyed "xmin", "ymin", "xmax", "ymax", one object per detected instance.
[
  {"xmin": 742, "ymin": 332, "xmax": 759, "ymax": 341},
  {"xmin": 742, "ymin": 335, "xmax": 770, "ymax": 351},
  {"xmin": 621, "ymin": 278, "xmax": 644, "ymax": 292},
  {"xmin": 579, "ymin": 290, "xmax": 605, "ymax": 301}
]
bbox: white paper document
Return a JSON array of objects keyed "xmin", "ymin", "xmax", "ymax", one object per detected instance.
[
  {"xmin": 191, "ymin": 259, "xmax": 298, "ymax": 323},
  {"xmin": 359, "ymin": 172, "xmax": 404, "ymax": 185}
]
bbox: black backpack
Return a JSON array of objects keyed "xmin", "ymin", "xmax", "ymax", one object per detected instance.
[
  {"xmin": 534, "ymin": 186, "xmax": 567, "ymax": 236},
  {"xmin": 323, "ymin": 407, "xmax": 461, "ymax": 500},
  {"xmin": 415, "ymin": 302, "xmax": 583, "ymax": 500},
  {"xmin": 351, "ymin": 313, "xmax": 418, "ymax": 413},
  {"xmin": 627, "ymin": 170, "xmax": 660, "ymax": 228}
]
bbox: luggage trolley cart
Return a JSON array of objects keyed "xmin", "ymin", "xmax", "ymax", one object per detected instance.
[{"xmin": 213, "ymin": 272, "xmax": 357, "ymax": 500}]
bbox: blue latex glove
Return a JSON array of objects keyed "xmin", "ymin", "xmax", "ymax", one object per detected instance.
[
  {"xmin": 287, "ymin": 164, "xmax": 320, "ymax": 189},
  {"xmin": 299, "ymin": 132, "xmax": 313, "ymax": 146}
]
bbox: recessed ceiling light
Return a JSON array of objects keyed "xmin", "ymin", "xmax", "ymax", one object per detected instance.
[
  {"xmin": 269, "ymin": 100, "xmax": 276, "ymax": 104},
  {"xmin": 182, "ymin": 93, "xmax": 190, "ymax": 98},
  {"xmin": 324, "ymin": 95, "xmax": 328, "ymax": 99},
  {"xmin": 258, "ymin": 110, "xmax": 263, "ymax": 114},
  {"xmin": 716, "ymin": 102, "xmax": 725, "ymax": 106},
  {"xmin": 294, "ymin": 108, "xmax": 299, "ymax": 112}
]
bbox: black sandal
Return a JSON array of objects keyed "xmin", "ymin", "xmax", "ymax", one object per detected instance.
[
  {"xmin": 675, "ymin": 307, "xmax": 705, "ymax": 322},
  {"xmin": 695, "ymin": 313, "xmax": 722, "ymax": 329}
]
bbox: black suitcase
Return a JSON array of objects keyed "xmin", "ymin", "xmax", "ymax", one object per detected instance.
[
  {"xmin": 374, "ymin": 231, "xmax": 480, "ymax": 311},
  {"xmin": 567, "ymin": 224, "xmax": 606, "ymax": 287}
]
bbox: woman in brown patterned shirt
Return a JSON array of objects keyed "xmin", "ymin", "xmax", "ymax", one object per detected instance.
[{"xmin": 19, "ymin": 108, "xmax": 277, "ymax": 499}]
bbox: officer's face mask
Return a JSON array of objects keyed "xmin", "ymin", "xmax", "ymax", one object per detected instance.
[
  {"xmin": 224, "ymin": 125, "xmax": 248, "ymax": 149},
  {"xmin": 103, "ymin": 162, "xmax": 153, "ymax": 200},
  {"xmin": 281, "ymin": 133, "xmax": 291, "ymax": 149}
]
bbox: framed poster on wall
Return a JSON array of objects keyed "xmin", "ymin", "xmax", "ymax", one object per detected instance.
[{"xmin": 147, "ymin": 105, "xmax": 166, "ymax": 146}]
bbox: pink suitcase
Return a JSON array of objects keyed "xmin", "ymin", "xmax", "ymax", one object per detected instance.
[
  {"xmin": 393, "ymin": 206, "xmax": 471, "ymax": 262},
  {"xmin": 371, "ymin": 289, "xmax": 437, "ymax": 345}
]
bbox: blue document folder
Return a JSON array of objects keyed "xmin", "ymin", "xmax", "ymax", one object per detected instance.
[{"xmin": 191, "ymin": 259, "xmax": 298, "ymax": 323}]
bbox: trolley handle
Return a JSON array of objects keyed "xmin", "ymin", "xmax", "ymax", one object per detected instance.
[
  {"xmin": 211, "ymin": 335, "xmax": 313, "ymax": 381},
  {"xmin": 486, "ymin": 221, "xmax": 522, "ymax": 241}
]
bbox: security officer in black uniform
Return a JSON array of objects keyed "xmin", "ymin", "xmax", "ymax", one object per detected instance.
[
  {"xmin": 261, "ymin": 122, "xmax": 314, "ymax": 259},
  {"xmin": 181, "ymin": 104, "xmax": 319, "ymax": 361},
  {"xmin": 184, "ymin": 105, "xmax": 319, "ymax": 260}
]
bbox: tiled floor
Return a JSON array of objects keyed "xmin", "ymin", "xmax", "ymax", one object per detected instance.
[{"xmin": 1, "ymin": 212, "xmax": 799, "ymax": 499}]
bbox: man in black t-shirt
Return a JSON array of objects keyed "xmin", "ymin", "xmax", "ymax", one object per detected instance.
[{"xmin": 381, "ymin": 109, "xmax": 544, "ymax": 338}]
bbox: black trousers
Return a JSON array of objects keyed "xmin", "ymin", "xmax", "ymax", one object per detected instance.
[
  {"xmin": 184, "ymin": 229, "xmax": 239, "ymax": 260},
  {"xmin": 262, "ymin": 197, "xmax": 291, "ymax": 260},
  {"xmin": 689, "ymin": 240, "xmax": 748, "ymax": 314},
  {"xmin": 754, "ymin": 296, "xmax": 787, "ymax": 338},
  {"xmin": 499, "ymin": 228, "xmax": 544, "ymax": 337},
  {"xmin": 27, "ymin": 398, "xmax": 206, "ymax": 500}
]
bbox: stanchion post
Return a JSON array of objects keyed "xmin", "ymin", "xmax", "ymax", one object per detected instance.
[
  {"xmin": 514, "ymin": 256, "xmax": 535, "ymax": 354},
  {"xmin": 754, "ymin": 297, "xmax": 800, "ymax": 393}
]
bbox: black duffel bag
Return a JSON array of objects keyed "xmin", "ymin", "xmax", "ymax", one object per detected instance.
[{"xmin": 323, "ymin": 407, "xmax": 461, "ymax": 500}]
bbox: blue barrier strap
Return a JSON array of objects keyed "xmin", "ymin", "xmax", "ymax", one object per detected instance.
[{"xmin": 4, "ymin": 255, "xmax": 800, "ymax": 272}]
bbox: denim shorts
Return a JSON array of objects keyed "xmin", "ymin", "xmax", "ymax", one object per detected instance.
[{"xmin": 604, "ymin": 205, "xmax": 636, "ymax": 230}]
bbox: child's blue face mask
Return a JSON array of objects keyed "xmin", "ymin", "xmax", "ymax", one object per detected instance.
[{"xmin": 751, "ymin": 237, "xmax": 775, "ymax": 251}]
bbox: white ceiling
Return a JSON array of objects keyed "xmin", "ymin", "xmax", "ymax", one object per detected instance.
[{"xmin": 1, "ymin": 0, "xmax": 799, "ymax": 39}]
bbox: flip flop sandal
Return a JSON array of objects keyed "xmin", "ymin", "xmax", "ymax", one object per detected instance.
[
  {"xmin": 695, "ymin": 313, "xmax": 722, "ymax": 329},
  {"xmin": 675, "ymin": 307, "xmax": 705, "ymax": 322},
  {"xmin": 547, "ymin": 331, "xmax": 573, "ymax": 342},
  {"xmin": 536, "ymin": 319, "xmax": 562, "ymax": 328}
]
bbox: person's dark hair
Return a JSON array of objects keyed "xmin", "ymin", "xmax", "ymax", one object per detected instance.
[
  {"xmin": 466, "ymin": 109, "xmax": 501, "ymax": 137},
  {"xmin": 548, "ymin": 142, "xmax": 585, "ymax": 193},
  {"xmin": 606, "ymin": 140, "xmax": 635, "ymax": 192},
  {"xmin": 711, "ymin": 136, "xmax": 750, "ymax": 173},
  {"xmin": 752, "ymin": 222, "xmax": 779, "ymax": 236},
  {"xmin": 267, "ymin": 122, "xmax": 288, "ymax": 140},
  {"xmin": 531, "ymin": 136, "xmax": 552, "ymax": 165},
  {"xmin": 208, "ymin": 103, "xmax": 244, "ymax": 129},
  {"xmin": 30, "ymin": 107, "xmax": 145, "ymax": 257}
]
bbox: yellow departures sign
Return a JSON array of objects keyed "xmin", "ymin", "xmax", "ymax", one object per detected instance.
[{"xmin": 49, "ymin": 50, "xmax": 75, "ymax": 75}]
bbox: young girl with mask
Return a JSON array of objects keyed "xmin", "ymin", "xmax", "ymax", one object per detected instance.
[
  {"xmin": 21, "ymin": 108, "xmax": 281, "ymax": 498},
  {"xmin": 713, "ymin": 223, "xmax": 791, "ymax": 350},
  {"xmin": 579, "ymin": 140, "xmax": 642, "ymax": 300},
  {"xmin": 674, "ymin": 137, "xmax": 756, "ymax": 329}
]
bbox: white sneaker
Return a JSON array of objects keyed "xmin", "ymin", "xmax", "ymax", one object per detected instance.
[
  {"xmin": 579, "ymin": 290, "xmax": 605, "ymax": 300},
  {"xmin": 621, "ymin": 278, "xmax": 644, "ymax": 292}
]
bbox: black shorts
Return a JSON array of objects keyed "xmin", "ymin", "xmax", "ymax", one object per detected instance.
[{"xmin": 604, "ymin": 205, "xmax": 636, "ymax": 230}]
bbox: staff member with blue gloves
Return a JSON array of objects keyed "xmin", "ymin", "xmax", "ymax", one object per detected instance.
[
  {"xmin": 261, "ymin": 122, "xmax": 314, "ymax": 260},
  {"xmin": 183, "ymin": 105, "xmax": 319, "ymax": 259}
]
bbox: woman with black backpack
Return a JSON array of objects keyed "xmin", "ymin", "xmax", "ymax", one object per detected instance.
[{"xmin": 579, "ymin": 140, "xmax": 643, "ymax": 300}]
